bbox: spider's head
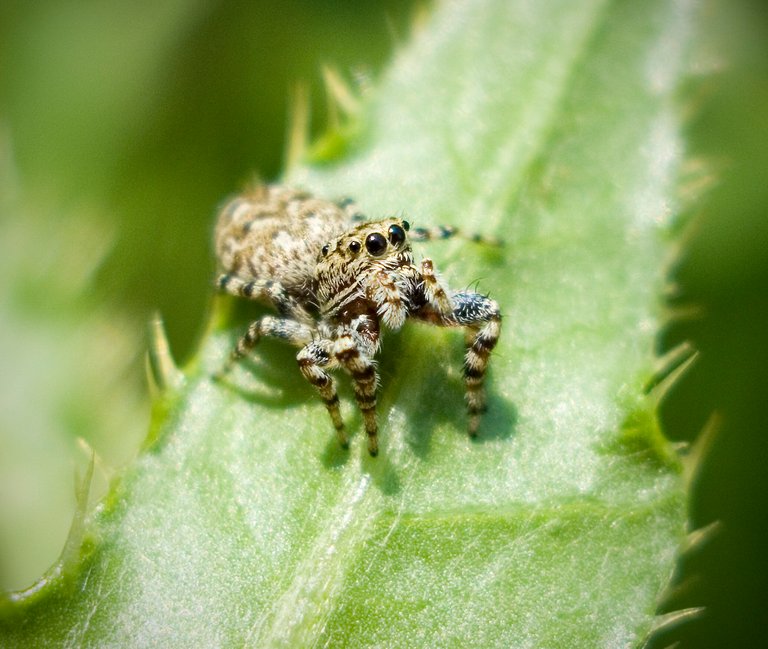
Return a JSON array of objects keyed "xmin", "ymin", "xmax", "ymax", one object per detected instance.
[{"xmin": 314, "ymin": 218, "xmax": 415, "ymax": 315}]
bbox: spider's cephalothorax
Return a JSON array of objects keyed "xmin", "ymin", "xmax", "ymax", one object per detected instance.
[{"xmin": 214, "ymin": 185, "xmax": 501, "ymax": 456}]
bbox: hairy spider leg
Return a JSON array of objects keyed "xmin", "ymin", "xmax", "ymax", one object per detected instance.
[
  {"xmin": 297, "ymin": 341, "xmax": 347, "ymax": 449},
  {"xmin": 332, "ymin": 332, "xmax": 380, "ymax": 456},
  {"xmin": 454, "ymin": 293, "xmax": 502, "ymax": 435},
  {"xmin": 412, "ymin": 288, "xmax": 501, "ymax": 437},
  {"xmin": 216, "ymin": 273, "xmax": 313, "ymax": 323},
  {"xmin": 409, "ymin": 224, "xmax": 502, "ymax": 247},
  {"xmin": 216, "ymin": 315, "xmax": 315, "ymax": 378}
]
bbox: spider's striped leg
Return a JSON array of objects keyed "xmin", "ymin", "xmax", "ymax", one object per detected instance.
[
  {"xmin": 409, "ymin": 224, "xmax": 458, "ymax": 242},
  {"xmin": 454, "ymin": 293, "xmax": 502, "ymax": 436},
  {"xmin": 410, "ymin": 225, "xmax": 502, "ymax": 246},
  {"xmin": 216, "ymin": 273, "xmax": 312, "ymax": 322},
  {"xmin": 333, "ymin": 333, "xmax": 380, "ymax": 456},
  {"xmin": 216, "ymin": 315, "xmax": 314, "ymax": 378},
  {"xmin": 411, "ymin": 289, "xmax": 501, "ymax": 437},
  {"xmin": 297, "ymin": 341, "xmax": 348, "ymax": 450}
]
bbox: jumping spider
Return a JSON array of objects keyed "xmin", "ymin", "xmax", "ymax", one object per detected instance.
[{"xmin": 214, "ymin": 184, "xmax": 501, "ymax": 456}]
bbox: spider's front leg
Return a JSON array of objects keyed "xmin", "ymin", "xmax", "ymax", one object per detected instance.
[
  {"xmin": 333, "ymin": 330, "xmax": 380, "ymax": 456},
  {"xmin": 297, "ymin": 340, "xmax": 347, "ymax": 449},
  {"xmin": 297, "ymin": 329, "xmax": 380, "ymax": 456},
  {"xmin": 413, "ymin": 259, "xmax": 502, "ymax": 437},
  {"xmin": 454, "ymin": 292, "xmax": 502, "ymax": 436}
]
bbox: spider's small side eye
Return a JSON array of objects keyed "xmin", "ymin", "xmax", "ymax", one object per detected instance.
[
  {"xmin": 388, "ymin": 224, "xmax": 406, "ymax": 246},
  {"xmin": 402, "ymin": 220, "xmax": 410, "ymax": 231},
  {"xmin": 348, "ymin": 240, "xmax": 362, "ymax": 254},
  {"xmin": 365, "ymin": 232, "xmax": 388, "ymax": 255},
  {"xmin": 321, "ymin": 244, "xmax": 329, "ymax": 256}
]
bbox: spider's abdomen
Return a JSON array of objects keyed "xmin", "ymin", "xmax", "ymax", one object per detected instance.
[{"xmin": 214, "ymin": 185, "xmax": 352, "ymax": 299}]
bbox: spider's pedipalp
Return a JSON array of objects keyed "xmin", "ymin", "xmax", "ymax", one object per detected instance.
[
  {"xmin": 370, "ymin": 270, "xmax": 408, "ymax": 330},
  {"xmin": 419, "ymin": 258, "xmax": 454, "ymax": 314}
]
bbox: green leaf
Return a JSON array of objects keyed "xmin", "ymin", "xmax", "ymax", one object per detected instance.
[{"xmin": 1, "ymin": 0, "xmax": 696, "ymax": 646}]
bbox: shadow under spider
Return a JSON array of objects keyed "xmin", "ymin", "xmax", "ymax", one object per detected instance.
[
  {"xmin": 214, "ymin": 323, "xmax": 516, "ymax": 474},
  {"xmin": 394, "ymin": 348, "xmax": 517, "ymax": 461},
  {"xmin": 213, "ymin": 337, "xmax": 317, "ymax": 409}
]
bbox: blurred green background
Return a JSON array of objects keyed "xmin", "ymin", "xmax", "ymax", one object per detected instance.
[{"xmin": 0, "ymin": 1, "xmax": 765, "ymax": 647}]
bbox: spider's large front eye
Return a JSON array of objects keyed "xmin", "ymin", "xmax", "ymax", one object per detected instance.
[
  {"xmin": 388, "ymin": 224, "xmax": 406, "ymax": 246},
  {"xmin": 365, "ymin": 232, "xmax": 387, "ymax": 255}
]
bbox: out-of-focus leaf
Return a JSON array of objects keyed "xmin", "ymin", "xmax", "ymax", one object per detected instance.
[{"xmin": 0, "ymin": 148, "xmax": 145, "ymax": 590}]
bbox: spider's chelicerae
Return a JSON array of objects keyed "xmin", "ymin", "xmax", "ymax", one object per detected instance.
[{"xmin": 214, "ymin": 184, "xmax": 501, "ymax": 456}]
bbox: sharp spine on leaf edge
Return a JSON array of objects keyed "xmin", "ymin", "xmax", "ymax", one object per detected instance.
[{"xmin": 146, "ymin": 313, "xmax": 181, "ymax": 396}]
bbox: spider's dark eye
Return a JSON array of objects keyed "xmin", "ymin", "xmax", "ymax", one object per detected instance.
[
  {"xmin": 365, "ymin": 232, "xmax": 387, "ymax": 255},
  {"xmin": 348, "ymin": 240, "xmax": 362, "ymax": 254},
  {"xmin": 388, "ymin": 224, "xmax": 406, "ymax": 246},
  {"xmin": 402, "ymin": 220, "xmax": 410, "ymax": 231},
  {"xmin": 321, "ymin": 244, "xmax": 329, "ymax": 256}
]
